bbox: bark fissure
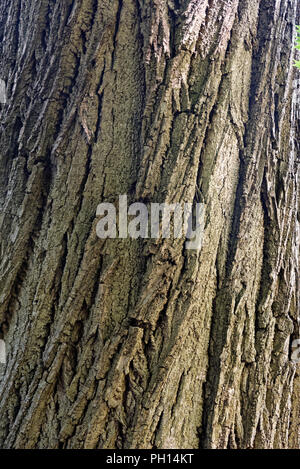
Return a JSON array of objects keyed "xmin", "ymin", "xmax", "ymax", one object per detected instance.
[{"xmin": 0, "ymin": 0, "xmax": 299, "ymax": 450}]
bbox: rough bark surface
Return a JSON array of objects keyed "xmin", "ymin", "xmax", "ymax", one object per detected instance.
[{"xmin": 0, "ymin": 0, "xmax": 299, "ymax": 449}]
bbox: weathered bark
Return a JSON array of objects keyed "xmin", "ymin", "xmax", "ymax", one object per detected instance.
[{"xmin": 0, "ymin": 0, "xmax": 299, "ymax": 449}]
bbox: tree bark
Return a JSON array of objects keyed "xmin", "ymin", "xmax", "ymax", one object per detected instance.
[{"xmin": 0, "ymin": 0, "xmax": 299, "ymax": 449}]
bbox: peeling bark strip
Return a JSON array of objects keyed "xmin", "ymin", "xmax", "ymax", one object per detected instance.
[{"xmin": 0, "ymin": 0, "xmax": 299, "ymax": 449}]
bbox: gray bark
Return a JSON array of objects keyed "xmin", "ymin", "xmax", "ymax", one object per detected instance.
[{"xmin": 0, "ymin": 0, "xmax": 299, "ymax": 449}]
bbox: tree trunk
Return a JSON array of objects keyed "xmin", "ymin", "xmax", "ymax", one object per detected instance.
[{"xmin": 0, "ymin": 0, "xmax": 299, "ymax": 449}]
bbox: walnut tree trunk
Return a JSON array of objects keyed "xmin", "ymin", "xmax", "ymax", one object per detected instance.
[{"xmin": 0, "ymin": 0, "xmax": 299, "ymax": 449}]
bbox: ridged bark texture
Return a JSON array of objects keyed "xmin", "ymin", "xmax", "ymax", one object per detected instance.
[{"xmin": 0, "ymin": 0, "xmax": 299, "ymax": 449}]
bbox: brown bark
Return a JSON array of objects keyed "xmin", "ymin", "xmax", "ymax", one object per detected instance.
[{"xmin": 0, "ymin": 0, "xmax": 299, "ymax": 449}]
